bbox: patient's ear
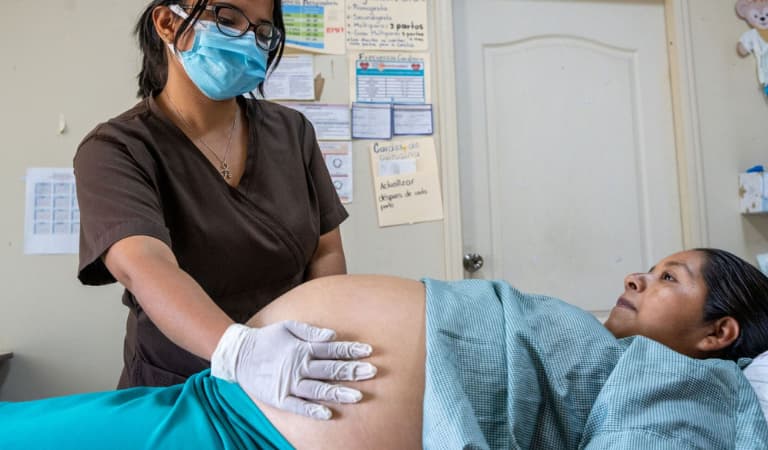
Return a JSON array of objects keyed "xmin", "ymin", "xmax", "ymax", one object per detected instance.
[{"xmin": 697, "ymin": 316, "xmax": 740, "ymax": 353}]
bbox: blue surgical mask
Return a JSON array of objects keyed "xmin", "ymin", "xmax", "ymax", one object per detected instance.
[{"xmin": 168, "ymin": 4, "xmax": 268, "ymax": 100}]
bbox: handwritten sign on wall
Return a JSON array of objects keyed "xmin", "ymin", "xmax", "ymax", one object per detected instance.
[
  {"xmin": 370, "ymin": 137, "xmax": 443, "ymax": 227},
  {"xmin": 346, "ymin": 0, "xmax": 428, "ymax": 51}
]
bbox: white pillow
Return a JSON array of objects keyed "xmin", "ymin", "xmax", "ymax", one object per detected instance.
[{"xmin": 744, "ymin": 350, "xmax": 768, "ymax": 423}]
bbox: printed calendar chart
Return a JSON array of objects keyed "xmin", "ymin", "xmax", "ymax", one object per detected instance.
[{"xmin": 24, "ymin": 168, "xmax": 80, "ymax": 254}]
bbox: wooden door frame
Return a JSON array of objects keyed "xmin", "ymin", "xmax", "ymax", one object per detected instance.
[{"xmin": 432, "ymin": 0, "xmax": 706, "ymax": 280}]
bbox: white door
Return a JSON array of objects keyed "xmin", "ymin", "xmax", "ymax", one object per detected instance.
[{"xmin": 454, "ymin": 0, "xmax": 683, "ymax": 315}]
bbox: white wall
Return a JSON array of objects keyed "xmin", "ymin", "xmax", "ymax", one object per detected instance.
[
  {"xmin": 0, "ymin": 1, "xmax": 144, "ymax": 399},
  {"xmin": 0, "ymin": 0, "xmax": 447, "ymax": 400},
  {"xmin": 686, "ymin": 1, "xmax": 768, "ymax": 258}
]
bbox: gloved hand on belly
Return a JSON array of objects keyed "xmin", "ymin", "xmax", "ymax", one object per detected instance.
[{"xmin": 210, "ymin": 321, "xmax": 377, "ymax": 420}]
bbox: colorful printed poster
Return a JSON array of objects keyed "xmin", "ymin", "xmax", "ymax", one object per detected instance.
[
  {"xmin": 346, "ymin": 0, "xmax": 428, "ymax": 51},
  {"xmin": 351, "ymin": 52, "xmax": 431, "ymax": 104},
  {"xmin": 282, "ymin": 1, "xmax": 346, "ymax": 54},
  {"xmin": 369, "ymin": 138, "xmax": 443, "ymax": 227}
]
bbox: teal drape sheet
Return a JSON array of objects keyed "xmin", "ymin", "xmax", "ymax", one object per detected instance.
[{"xmin": 0, "ymin": 369, "xmax": 294, "ymax": 450}]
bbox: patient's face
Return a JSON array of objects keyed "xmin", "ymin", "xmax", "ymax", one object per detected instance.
[{"xmin": 604, "ymin": 250, "xmax": 710, "ymax": 357}]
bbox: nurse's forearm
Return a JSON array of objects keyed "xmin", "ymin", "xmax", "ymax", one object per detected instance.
[
  {"xmin": 103, "ymin": 235, "xmax": 233, "ymax": 361},
  {"xmin": 306, "ymin": 251, "xmax": 346, "ymax": 280}
]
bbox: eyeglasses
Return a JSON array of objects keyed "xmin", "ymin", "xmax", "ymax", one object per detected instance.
[{"xmin": 179, "ymin": 3, "xmax": 283, "ymax": 52}]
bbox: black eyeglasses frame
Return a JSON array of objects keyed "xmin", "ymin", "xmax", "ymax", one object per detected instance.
[{"xmin": 178, "ymin": 2, "xmax": 283, "ymax": 52}]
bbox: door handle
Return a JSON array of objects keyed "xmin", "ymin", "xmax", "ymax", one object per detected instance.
[{"xmin": 463, "ymin": 253, "xmax": 484, "ymax": 273}]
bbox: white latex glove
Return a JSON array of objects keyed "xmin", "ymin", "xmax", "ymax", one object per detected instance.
[{"xmin": 210, "ymin": 321, "xmax": 377, "ymax": 420}]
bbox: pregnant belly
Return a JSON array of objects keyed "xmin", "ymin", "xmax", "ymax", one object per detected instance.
[{"xmin": 246, "ymin": 275, "xmax": 426, "ymax": 450}]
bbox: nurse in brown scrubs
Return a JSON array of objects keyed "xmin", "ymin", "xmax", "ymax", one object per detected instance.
[{"xmin": 73, "ymin": 0, "xmax": 375, "ymax": 420}]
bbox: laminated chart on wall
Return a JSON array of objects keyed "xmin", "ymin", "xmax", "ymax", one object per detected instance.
[
  {"xmin": 263, "ymin": 54, "xmax": 316, "ymax": 100},
  {"xmin": 282, "ymin": 0, "xmax": 346, "ymax": 54},
  {"xmin": 393, "ymin": 104, "xmax": 433, "ymax": 135},
  {"xmin": 282, "ymin": 103, "xmax": 352, "ymax": 140},
  {"xmin": 351, "ymin": 103, "xmax": 433, "ymax": 138},
  {"xmin": 320, "ymin": 141, "xmax": 353, "ymax": 203},
  {"xmin": 24, "ymin": 168, "xmax": 79, "ymax": 255},
  {"xmin": 350, "ymin": 53, "xmax": 431, "ymax": 104},
  {"xmin": 370, "ymin": 138, "xmax": 443, "ymax": 227},
  {"xmin": 346, "ymin": 0, "xmax": 428, "ymax": 51},
  {"xmin": 352, "ymin": 103, "xmax": 392, "ymax": 139}
]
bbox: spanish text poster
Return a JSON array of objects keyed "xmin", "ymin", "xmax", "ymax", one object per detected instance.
[
  {"xmin": 352, "ymin": 102, "xmax": 392, "ymax": 139},
  {"xmin": 282, "ymin": 103, "xmax": 352, "ymax": 140},
  {"xmin": 369, "ymin": 138, "xmax": 444, "ymax": 227},
  {"xmin": 24, "ymin": 168, "xmax": 80, "ymax": 255},
  {"xmin": 263, "ymin": 54, "xmax": 316, "ymax": 100},
  {"xmin": 282, "ymin": 0, "xmax": 347, "ymax": 55},
  {"xmin": 320, "ymin": 141, "xmax": 353, "ymax": 203},
  {"xmin": 351, "ymin": 52, "xmax": 431, "ymax": 104},
  {"xmin": 393, "ymin": 103, "xmax": 433, "ymax": 135},
  {"xmin": 346, "ymin": 0, "xmax": 428, "ymax": 51}
]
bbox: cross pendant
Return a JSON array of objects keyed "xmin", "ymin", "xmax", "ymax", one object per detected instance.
[{"xmin": 220, "ymin": 162, "xmax": 232, "ymax": 180}]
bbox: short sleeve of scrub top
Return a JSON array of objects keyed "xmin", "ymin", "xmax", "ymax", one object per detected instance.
[{"xmin": 75, "ymin": 97, "xmax": 347, "ymax": 292}]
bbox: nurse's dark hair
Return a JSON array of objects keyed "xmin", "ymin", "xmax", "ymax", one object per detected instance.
[
  {"xmin": 134, "ymin": 0, "xmax": 286, "ymax": 98},
  {"xmin": 695, "ymin": 248, "xmax": 768, "ymax": 360}
]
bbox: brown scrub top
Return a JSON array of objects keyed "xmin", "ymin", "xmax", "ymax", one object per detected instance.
[{"xmin": 73, "ymin": 96, "xmax": 348, "ymax": 388}]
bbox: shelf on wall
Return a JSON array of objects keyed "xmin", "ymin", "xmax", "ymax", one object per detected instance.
[{"xmin": 0, "ymin": 352, "xmax": 12, "ymax": 362}]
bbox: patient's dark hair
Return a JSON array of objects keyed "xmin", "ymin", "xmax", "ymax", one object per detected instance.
[
  {"xmin": 134, "ymin": 0, "xmax": 285, "ymax": 98},
  {"xmin": 696, "ymin": 248, "xmax": 768, "ymax": 360}
]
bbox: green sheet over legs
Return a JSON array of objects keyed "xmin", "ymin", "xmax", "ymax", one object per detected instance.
[{"xmin": 0, "ymin": 370, "xmax": 294, "ymax": 450}]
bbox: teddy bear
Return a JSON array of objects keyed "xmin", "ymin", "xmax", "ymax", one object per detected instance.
[{"xmin": 737, "ymin": 0, "xmax": 768, "ymax": 94}]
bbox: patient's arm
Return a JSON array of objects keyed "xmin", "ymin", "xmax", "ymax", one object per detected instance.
[{"xmin": 246, "ymin": 275, "xmax": 426, "ymax": 450}]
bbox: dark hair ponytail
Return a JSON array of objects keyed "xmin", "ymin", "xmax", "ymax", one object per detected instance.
[
  {"xmin": 135, "ymin": 0, "xmax": 286, "ymax": 99},
  {"xmin": 695, "ymin": 248, "xmax": 768, "ymax": 360},
  {"xmin": 136, "ymin": 1, "xmax": 170, "ymax": 98},
  {"xmin": 135, "ymin": 0, "xmax": 204, "ymax": 98},
  {"xmin": 261, "ymin": 0, "xmax": 286, "ymax": 97}
]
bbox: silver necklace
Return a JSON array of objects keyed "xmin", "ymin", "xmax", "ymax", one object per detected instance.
[{"xmin": 167, "ymin": 96, "xmax": 238, "ymax": 180}]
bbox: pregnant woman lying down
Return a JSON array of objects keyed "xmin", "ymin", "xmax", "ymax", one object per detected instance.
[{"xmin": 3, "ymin": 248, "xmax": 768, "ymax": 449}]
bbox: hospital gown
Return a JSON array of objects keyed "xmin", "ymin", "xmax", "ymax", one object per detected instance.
[{"xmin": 421, "ymin": 278, "xmax": 768, "ymax": 449}]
